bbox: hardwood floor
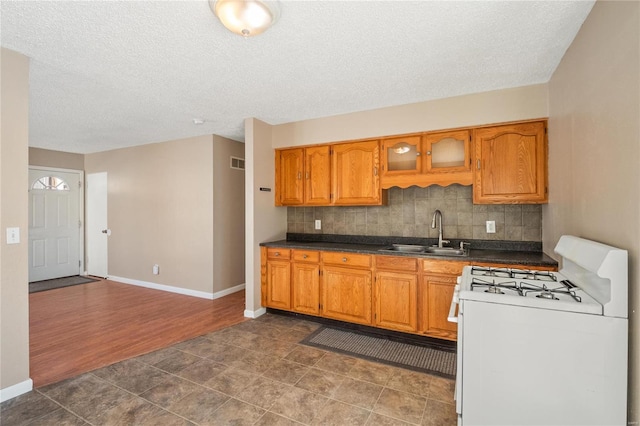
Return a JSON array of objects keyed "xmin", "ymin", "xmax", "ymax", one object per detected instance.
[{"xmin": 29, "ymin": 279, "xmax": 247, "ymax": 388}]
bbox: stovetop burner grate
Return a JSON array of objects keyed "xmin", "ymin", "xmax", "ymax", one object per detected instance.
[
  {"xmin": 469, "ymin": 276, "xmax": 583, "ymax": 303},
  {"xmin": 471, "ymin": 266, "xmax": 558, "ymax": 282}
]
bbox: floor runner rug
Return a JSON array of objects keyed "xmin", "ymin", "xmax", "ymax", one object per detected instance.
[
  {"xmin": 29, "ymin": 276, "xmax": 101, "ymax": 294},
  {"xmin": 300, "ymin": 326, "xmax": 456, "ymax": 379}
]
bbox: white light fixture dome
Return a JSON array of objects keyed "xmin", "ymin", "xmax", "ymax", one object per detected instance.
[{"xmin": 210, "ymin": 0, "xmax": 280, "ymax": 37}]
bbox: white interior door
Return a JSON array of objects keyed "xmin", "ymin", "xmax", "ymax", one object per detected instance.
[
  {"xmin": 28, "ymin": 168, "xmax": 82, "ymax": 282},
  {"xmin": 86, "ymin": 172, "xmax": 108, "ymax": 278}
]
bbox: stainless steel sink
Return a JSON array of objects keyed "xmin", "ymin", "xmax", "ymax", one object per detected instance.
[
  {"xmin": 378, "ymin": 243, "xmax": 469, "ymax": 257},
  {"xmin": 423, "ymin": 246, "xmax": 467, "ymax": 256},
  {"xmin": 383, "ymin": 244, "xmax": 428, "ymax": 253}
]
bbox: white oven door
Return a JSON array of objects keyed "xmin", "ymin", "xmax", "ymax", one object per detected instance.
[{"xmin": 460, "ymin": 300, "xmax": 627, "ymax": 425}]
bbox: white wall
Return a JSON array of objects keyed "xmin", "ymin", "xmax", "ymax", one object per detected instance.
[
  {"xmin": 0, "ymin": 48, "xmax": 32, "ymax": 400},
  {"xmin": 545, "ymin": 1, "xmax": 639, "ymax": 421},
  {"xmin": 244, "ymin": 118, "xmax": 287, "ymax": 317}
]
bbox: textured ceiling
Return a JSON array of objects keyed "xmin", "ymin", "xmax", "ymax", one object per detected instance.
[{"xmin": 1, "ymin": 1, "xmax": 594, "ymax": 154}]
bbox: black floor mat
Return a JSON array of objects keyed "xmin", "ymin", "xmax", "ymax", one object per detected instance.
[
  {"xmin": 29, "ymin": 275, "xmax": 101, "ymax": 293},
  {"xmin": 300, "ymin": 326, "xmax": 456, "ymax": 379}
]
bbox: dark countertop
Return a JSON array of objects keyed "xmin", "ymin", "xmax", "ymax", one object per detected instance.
[{"xmin": 260, "ymin": 234, "xmax": 558, "ymax": 268}]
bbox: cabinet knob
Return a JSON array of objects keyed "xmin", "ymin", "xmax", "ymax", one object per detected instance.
[
  {"xmin": 342, "ymin": 257, "xmax": 347, "ymax": 262},
  {"xmin": 426, "ymin": 151, "xmax": 432, "ymax": 155},
  {"xmin": 275, "ymin": 252, "xmax": 280, "ymax": 256},
  {"xmin": 416, "ymin": 152, "xmax": 421, "ymax": 156},
  {"xmin": 303, "ymin": 254, "xmax": 308, "ymax": 259}
]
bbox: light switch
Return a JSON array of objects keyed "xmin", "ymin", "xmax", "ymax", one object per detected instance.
[{"xmin": 6, "ymin": 227, "xmax": 20, "ymax": 244}]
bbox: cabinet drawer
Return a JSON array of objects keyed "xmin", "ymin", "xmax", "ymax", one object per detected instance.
[
  {"xmin": 375, "ymin": 256, "xmax": 418, "ymax": 272},
  {"xmin": 292, "ymin": 250, "xmax": 320, "ymax": 263},
  {"xmin": 422, "ymin": 259, "xmax": 469, "ymax": 275},
  {"xmin": 323, "ymin": 252, "xmax": 371, "ymax": 268},
  {"xmin": 267, "ymin": 248, "xmax": 291, "ymax": 260}
]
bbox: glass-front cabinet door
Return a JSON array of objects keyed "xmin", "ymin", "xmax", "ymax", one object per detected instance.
[
  {"xmin": 381, "ymin": 135, "xmax": 422, "ymax": 176},
  {"xmin": 423, "ymin": 130, "xmax": 471, "ymax": 173}
]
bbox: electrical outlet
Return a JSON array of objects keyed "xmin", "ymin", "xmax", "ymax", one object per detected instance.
[
  {"xmin": 486, "ymin": 220, "xmax": 496, "ymax": 234},
  {"xmin": 315, "ymin": 219, "xmax": 322, "ymax": 230}
]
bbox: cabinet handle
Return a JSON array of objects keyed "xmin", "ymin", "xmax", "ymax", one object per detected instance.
[
  {"xmin": 373, "ymin": 167, "xmax": 378, "ymax": 176},
  {"xmin": 297, "ymin": 172, "xmax": 302, "ymax": 180},
  {"xmin": 477, "ymin": 159, "xmax": 481, "ymax": 170},
  {"xmin": 342, "ymin": 257, "xmax": 347, "ymax": 262},
  {"xmin": 305, "ymin": 172, "xmax": 310, "ymax": 180}
]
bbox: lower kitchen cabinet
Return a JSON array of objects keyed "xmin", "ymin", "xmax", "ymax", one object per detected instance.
[
  {"xmin": 263, "ymin": 247, "xmax": 291, "ymax": 310},
  {"xmin": 322, "ymin": 265, "xmax": 372, "ymax": 325},
  {"xmin": 374, "ymin": 271, "xmax": 418, "ymax": 332},
  {"xmin": 422, "ymin": 274, "xmax": 458, "ymax": 339},
  {"xmin": 420, "ymin": 259, "xmax": 468, "ymax": 340},
  {"xmin": 291, "ymin": 250, "xmax": 320, "ymax": 315},
  {"xmin": 266, "ymin": 260, "xmax": 291, "ymax": 310},
  {"xmin": 260, "ymin": 247, "xmax": 555, "ymax": 343}
]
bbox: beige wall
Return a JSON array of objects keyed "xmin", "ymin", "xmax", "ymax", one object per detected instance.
[
  {"xmin": 545, "ymin": 1, "xmax": 640, "ymax": 421},
  {"xmin": 29, "ymin": 147, "xmax": 84, "ymax": 170},
  {"xmin": 85, "ymin": 136, "xmax": 215, "ymax": 294},
  {"xmin": 213, "ymin": 135, "xmax": 245, "ymax": 293},
  {"xmin": 0, "ymin": 49, "xmax": 31, "ymax": 394},
  {"xmin": 245, "ymin": 118, "xmax": 287, "ymax": 314},
  {"xmin": 272, "ymin": 84, "xmax": 548, "ymax": 148}
]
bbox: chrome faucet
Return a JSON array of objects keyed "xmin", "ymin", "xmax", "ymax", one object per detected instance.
[{"xmin": 431, "ymin": 209, "xmax": 450, "ymax": 248}]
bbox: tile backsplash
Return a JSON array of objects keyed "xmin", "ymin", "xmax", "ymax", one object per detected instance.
[{"xmin": 287, "ymin": 185, "xmax": 542, "ymax": 241}]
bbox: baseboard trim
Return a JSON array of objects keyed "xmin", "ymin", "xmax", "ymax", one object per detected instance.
[
  {"xmin": 213, "ymin": 283, "xmax": 246, "ymax": 299},
  {"xmin": 0, "ymin": 379, "xmax": 33, "ymax": 402},
  {"xmin": 244, "ymin": 307, "xmax": 267, "ymax": 319},
  {"xmin": 109, "ymin": 276, "xmax": 246, "ymax": 300}
]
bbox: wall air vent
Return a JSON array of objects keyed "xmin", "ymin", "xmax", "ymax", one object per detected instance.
[{"xmin": 230, "ymin": 156, "xmax": 245, "ymax": 170}]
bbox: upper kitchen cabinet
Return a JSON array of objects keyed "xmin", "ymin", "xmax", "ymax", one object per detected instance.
[
  {"xmin": 381, "ymin": 135, "xmax": 423, "ymax": 177},
  {"xmin": 275, "ymin": 148, "xmax": 304, "ymax": 205},
  {"xmin": 331, "ymin": 140, "xmax": 385, "ymax": 205},
  {"xmin": 304, "ymin": 145, "xmax": 331, "ymax": 205},
  {"xmin": 473, "ymin": 121, "xmax": 548, "ymax": 204},
  {"xmin": 380, "ymin": 130, "xmax": 472, "ymax": 189}
]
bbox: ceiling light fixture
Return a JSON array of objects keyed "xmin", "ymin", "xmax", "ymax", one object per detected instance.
[{"xmin": 209, "ymin": 0, "xmax": 280, "ymax": 37}]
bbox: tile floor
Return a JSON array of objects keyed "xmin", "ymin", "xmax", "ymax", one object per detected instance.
[{"xmin": 1, "ymin": 314, "xmax": 457, "ymax": 425}]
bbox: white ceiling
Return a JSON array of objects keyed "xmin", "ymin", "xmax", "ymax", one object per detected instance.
[{"xmin": 1, "ymin": 1, "xmax": 594, "ymax": 154}]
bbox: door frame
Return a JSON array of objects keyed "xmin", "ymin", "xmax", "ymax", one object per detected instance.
[{"xmin": 28, "ymin": 166, "xmax": 85, "ymax": 277}]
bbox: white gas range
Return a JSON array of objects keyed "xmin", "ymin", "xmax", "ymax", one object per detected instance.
[{"xmin": 450, "ymin": 235, "xmax": 628, "ymax": 426}]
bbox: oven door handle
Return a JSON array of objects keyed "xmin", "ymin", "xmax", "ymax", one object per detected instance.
[{"xmin": 447, "ymin": 284, "xmax": 460, "ymax": 323}]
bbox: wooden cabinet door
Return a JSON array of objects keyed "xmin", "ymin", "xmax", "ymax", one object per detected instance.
[
  {"xmin": 292, "ymin": 262, "xmax": 320, "ymax": 315},
  {"xmin": 421, "ymin": 274, "xmax": 457, "ymax": 340},
  {"xmin": 473, "ymin": 121, "xmax": 547, "ymax": 204},
  {"xmin": 266, "ymin": 261, "xmax": 291, "ymax": 310},
  {"xmin": 423, "ymin": 130, "xmax": 471, "ymax": 174},
  {"xmin": 381, "ymin": 135, "xmax": 422, "ymax": 177},
  {"xmin": 331, "ymin": 140, "xmax": 382, "ymax": 205},
  {"xmin": 275, "ymin": 148, "xmax": 304, "ymax": 205},
  {"xmin": 304, "ymin": 145, "xmax": 331, "ymax": 205},
  {"xmin": 322, "ymin": 266, "xmax": 372, "ymax": 325},
  {"xmin": 374, "ymin": 271, "xmax": 418, "ymax": 332}
]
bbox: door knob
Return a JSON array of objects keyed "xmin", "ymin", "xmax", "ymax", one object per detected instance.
[{"xmin": 101, "ymin": 229, "xmax": 108, "ymax": 234}]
